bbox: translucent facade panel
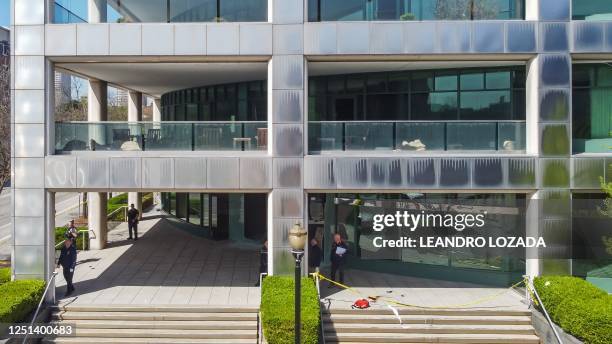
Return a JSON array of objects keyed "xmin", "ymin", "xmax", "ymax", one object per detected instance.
[
  {"xmin": 14, "ymin": 158, "xmax": 44, "ymax": 189},
  {"xmin": 15, "ymin": 25, "xmax": 44, "ymax": 56},
  {"xmin": 540, "ymin": 55, "xmax": 570, "ymax": 87},
  {"xmin": 439, "ymin": 159, "xmax": 471, "ymax": 187},
  {"xmin": 175, "ymin": 24, "xmax": 206, "ymax": 55},
  {"xmin": 46, "ymin": 24, "xmax": 77, "ymax": 56},
  {"xmin": 272, "ymin": 56, "xmax": 304, "ymax": 90},
  {"xmin": 272, "ymin": 90, "xmax": 303, "ymax": 123},
  {"xmin": 275, "ymin": 0, "xmax": 304, "ymax": 24},
  {"xmin": 14, "ymin": 0, "xmax": 45, "ymax": 25},
  {"xmin": 110, "ymin": 158, "xmax": 142, "ymax": 189},
  {"xmin": 409, "ymin": 158, "xmax": 437, "ymax": 187},
  {"xmin": 45, "ymin": 156, "xmax": 77, "ymax": 189},
  {"xmin": 336, "ymin": 158, "xmax": 368, "ymax": 189},
  {"xmin": 109, "ymin": 24, "xmax": 142, "ymax": 55},
  {"xmin": 272, "ymin": 218, "xmax": 302, "ymax": 248},
  {"xmin": 142, "ymin": 158, "xmax": 174, "ymax": 189},
  {"xmin": 239, "ymin": 158, "xmax": 272, "ymax": 189},
  {"xmin": 369, "ymin": 159, "xmax": 403, "ymax": 187},
  {"xmin": 273, "ymin": 124, "xmax": 303, "ymax": 157},
  {"xmin": 473, "ymin": 23, "xmax": 504, "ymax": 53},
  {"xmin": 207, "ymin": 158, "xmax": 239, "ymax": 189},
  {"xmin": 541, "ymin": 159, "xmax": 570, "ymax": 188},
  {"xmin": 274, "ymin": 159, "xmax": 303, "ymax": 188},
  {"xmin": 473, "ymin": 158, "xmax": 504, "ymax": 187},
  {"xmin": 304, "ymin": 157, "xmax": 336, "ymax": 189},
  {"xmin": 142, "ymin": 24, "xmax": 174, "ymax": 55},
  {"xmin": 14, "ymin": 217, "xmax": 44, "ymax": 246},
  {"xmin": 572, "ymin": 159, "xmax": 605, "ymax": 189},
  {"xmin": 14, "ymin": 90, "xmax": 44, "ymax": 124},
  {"xmin": 14, "ymin": 189, "xmax": 45, "ymax": 217},
  {"xmin": 540, "ymin": 124, "xmax": 570, "ymax": 156},
  {"xmin": 13, "ymin": 246, "xmax": 45, "ymax": 276},
  {"xmin": 573, "ymin": 22, "xmax": 604, "ymax": 52},
  {"xmin": 239, "ymin": 24, "xmax": 272, "ymax": 55},
  {"xmin": 77, "ymin": 24, "xmax": 109, "ymax": 55},
  {"xmin": 304, "ymin": 23, "xmax": 337, "ymax": 55},
  {"xmin": 174, "ymin": 158, "xmax": 206, "ymax": 189},
  {"xmin": 273, "ymin": 25, "xmax": 303, "ymax": 55},
  {"xmin": 437, "ymin": 23, "xmax": 470, "ymax": 53},
  {"xmin": 541, "ymin": 23, "xmax": 568, "ymax": 52},
  {"xmin": 539, "ymin": 0, "xmax": 570, "ymax": 21},
  {"xmin": 506, "ymin": 22, "xmax": 536, "ymax": 52},
  {"xmin": 14, "ymin": 124, "xmax": 45, "ymax": 157},
  {"xmin": 272, "ymin": 190, "xmax": 303, "ymax": 218},
  {"xmin": 336, "ymin": 23, "xmax": 370, "ymax": 54},
  {"xmin": 206, "ymin": 24, "xmax": 239, "ymax": 55},
  {"xmin": 15, "ymin": 56, "xmax": 44, "ymax": 90},
  {"xmin": 76, "ymin": 157, "xmax": 109, "ymax": 188},
  {"xmin": 540, "ymin": 89, "xmax": 569, "ymax": 121},
  {"xmin": 404, "ymin": 22, "xmax": 436, "ymax": 53},
  {"xmin": 508, "ymin": 158, "xmax": 536, "ymax": 188},
  {"xmin": 371, "ymin": 23, "xmax": 403, "ymax": 54},
  {"xmin": 272, "ymin": 247, "xmax": 296, "ymax": 275}
]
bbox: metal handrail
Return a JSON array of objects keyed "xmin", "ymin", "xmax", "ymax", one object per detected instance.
[
  {"xmin": 526, "ymin": 276, "xmax": 563, "ymax": 344},
  {"xmin": 313, "ymin": 271, "xmax": 326, "ymax": 344},
  {"xmin": 22, "ymin": 272, "xmax": 58, "ymax": 344}
]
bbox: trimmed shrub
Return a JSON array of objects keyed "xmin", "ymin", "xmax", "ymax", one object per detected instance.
[
  {"xmin": 0, "ymin": 280, "xmax": 45, "ymax": 323},
  {"xmin": 261, "ymin": 276, "xmax": 320, "ymax": 344},
  {"xmin": 534, "ymin": 276, "xmax": 612, "ymax": 344},
  {"xmin": 0, "ymin": 268, "xmax": 10, "ymax": 284}
]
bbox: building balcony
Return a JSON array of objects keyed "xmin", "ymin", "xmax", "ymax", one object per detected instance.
[
  {"xmin": 53, "ymin": 0, "xmax": 267, "ymax": 24},
  {"xmin": 55, "ymin": 121, "xmax": 268, "ymax": 153},
  {"xmin": 308, "ymin": 120, "xmax": 526, "ymax": 154},
  {"xmin": 308, "ymin": 0, "xmax": 524, "ymax": 22}
]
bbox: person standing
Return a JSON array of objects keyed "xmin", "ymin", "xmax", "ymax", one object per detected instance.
[
  {"xmin": 127, "ymin": 203, "xmax": 140, "ymax": 240},
  {"xmin": 64, "ymin": 219, "xmax": 78, "ymax": 243},
  {"xmin": 329, "ymin": 233, "xmax": 348, "ymax": 287},
  {"xmin": 308, "ymin": 238, "xmax": 322, "ymax": 273},
  {"xmin": 255, "ymin": 239, "xmax": 268, "ymax": 286},
  {"xmin": 57, "ymin": 239, "xmax": 77, "ymax": 297}
]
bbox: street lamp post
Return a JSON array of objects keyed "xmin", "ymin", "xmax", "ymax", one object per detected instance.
[{"xmin": 288, "ymin": 222, "xmax": 307, "ymax": 344}]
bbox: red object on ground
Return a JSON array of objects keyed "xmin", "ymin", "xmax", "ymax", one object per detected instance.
[{"xmin": 352, "ymin": 299, "xmax": 370, "ymax": 309}]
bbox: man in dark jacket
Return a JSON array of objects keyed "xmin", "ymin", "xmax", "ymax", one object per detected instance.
[
  {"xmin": 308, "ymin": 238, "xmax": 322, "ymax": 273},
  {"xmin": 255, "ymin": 239, "xmax": 268, "ymax": 286},
  {"xmin": 329, "ymin": 233, "xmax": 348, "ymax": 287},
  {"xmin": 127, "ymin": 203, "xmax": 140, "ymax": 240},
  {"xmin": 57, "ymin": 239, "xmax": 77, "ymax": 296}
]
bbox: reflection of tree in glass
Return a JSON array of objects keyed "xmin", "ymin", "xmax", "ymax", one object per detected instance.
[{"xmin": 435, "ymin": 0, "xmax": 499, "ymax": 20}]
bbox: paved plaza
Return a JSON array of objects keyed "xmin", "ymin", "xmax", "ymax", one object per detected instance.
[
  {"xmin": 55, "ymin": 212, "xmax": 262, "ymax": 306},
  {"xmin": 319, "ymin": 269, "xmax": 529, "ymax": 311}
]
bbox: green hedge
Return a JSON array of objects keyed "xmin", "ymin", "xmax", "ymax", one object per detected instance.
[
  {"xmin": 0, "ymin": 268, "xmax": 10, "ymax": 284},
  {"xmin": 261, "ymin": 276, "xmax": 320, "ymax": 344},
  {"xmin": 0, "ymin": 280, "xmax": 45, "ymax": 323},
  {"xmin": 534, "ymin": 276, "xmax": 612, "ymax": 344},
  {"xmin": 54, "ymin": 227, "xmax": 88, "ymax": 250}
]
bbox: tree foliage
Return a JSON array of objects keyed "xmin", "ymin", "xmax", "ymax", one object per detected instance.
[
  {"xmin": 435, "ymin": 0, "xmax": 499, "ymax": 20},
  {"xmin": 0, "ymin": 56, "xmax": 10, "ymax": 194},
  {"xmin": 600, "ymin": 167, "xmax": 612, "ymax": 218}
]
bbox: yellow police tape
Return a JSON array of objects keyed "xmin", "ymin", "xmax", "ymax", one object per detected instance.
[{"xmin": 312, "ymin": 271, "xmax": 535, "ymax": 309}]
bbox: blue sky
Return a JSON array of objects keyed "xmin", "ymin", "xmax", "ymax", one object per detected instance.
[{"xmin": 0, "ymin": 0, "xmax": 9, "ymax": 27}]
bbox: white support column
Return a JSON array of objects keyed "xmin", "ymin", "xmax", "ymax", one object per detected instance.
[
  {"xmin": 128, "ymin": 91, "xmax": 142, "ymax": 215},
  {"xmin": 88, "ymin": 0, "xmax": 107, "ymax": 23},
  {"xmin": 152, "ymin": 98, "xmax": 161, "ymax": 122},
  {"xmin": 525, "ymin": 192, "xmax": 541, "ymax": 278},
  {"xmin": 88, "ymin": 193, "xmax": 108, "ymax": 250},
  {"xmin": 88, "ymin": 79, "xmax": 108, "ymax": 146}
]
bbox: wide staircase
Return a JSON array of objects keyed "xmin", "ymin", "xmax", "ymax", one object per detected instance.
[
  {"xmin": 43, "ymin": 305, "xmax": 259, "ymax": 344},
  {"xmin": 323, "ymin": 307, "xmax": 540, "ymax": 343}
]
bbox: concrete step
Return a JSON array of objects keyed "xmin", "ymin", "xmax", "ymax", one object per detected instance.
[
  {"xmin": 61, "ymin": 328, "xmax": 256, "ymax": 339},
  {"xmin": 51, "ymin": 311, "xmax": 257, "ymax": 321},
  {"xmin": 323, "ymin": 314, "xmax": 533, "ymax": 325},
  {"xmin": 324, "ymin": 323, "xmax": 535, "ymax": 335},
  {"xmin": 323, "ymin": 308, "xmax": 531, "ymax": 316},
  {"xmin": 51, "ymin": 319, "xmax": 257, "ymax": 330},
  {"xmin": 324, "ymin": 333, "xmax": 540, "ymax": 343},
  {"xmin": 43, "ymin": 338, "xmax": 256, "ymax": 344},
  {"xmin": 52, "ymin": 305, "xmax": 259, "ymax": 313}
]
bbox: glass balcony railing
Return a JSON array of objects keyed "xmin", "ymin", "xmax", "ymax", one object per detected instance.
[
  {"xmin": 572, "ymin": 0, "xmax": 612, "ymax": 20},
  {"xmin": 308, "ymin": 0, "xmax": 524, "ymax": 21},
  {"xmin": 308, "ymin": 121, "xmax": 526, "ymax": 153},
  {"xmin": 53, "ymin": 0, "xmax": 267, "ymax": 24},
  {"xmin": 55, "ymin": 2, "xmax": 87, "ymax": 23},
  {"xmin": 55, "ymin": 121, "xmax": 268, "ymax": 153}
]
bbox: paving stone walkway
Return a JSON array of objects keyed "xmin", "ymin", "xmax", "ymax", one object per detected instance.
[{"xmin": 55, "ymin": 212, "xmax": 262, "ymax": 306}]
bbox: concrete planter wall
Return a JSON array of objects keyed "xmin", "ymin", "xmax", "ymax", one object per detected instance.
[{"xmin": 531, "ymin": 309, "xmax": 583, "ymax": 344}]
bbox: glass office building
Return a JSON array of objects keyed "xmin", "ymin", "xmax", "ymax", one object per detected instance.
[{"xmin": 10, "ymin": 0, "xmax": 612, "ymax": 293}]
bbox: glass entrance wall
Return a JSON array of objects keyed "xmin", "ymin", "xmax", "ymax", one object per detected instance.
[
  {"xmin": 308, "ymin": 193, "xmax": 527, "ymax": 286},
  {"xmin": 308, "ymin": 0, "xmax": 525, "ymax": 22},
  {"xmin": 161, "ymin": 192, "xmax": 267, "ymax": 242},
  {"xmin": 572, "ymin": 64, "xmax": 612, "ymax": 154},
  {"xmin": 309, "ymin": 67, "xmax": 527, "ymax": 153}
]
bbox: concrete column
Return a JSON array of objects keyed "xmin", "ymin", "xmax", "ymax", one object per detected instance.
[
  {"xmin": 88, "ymin": 0, "xmax": 107, "ymax": 23},
  {"xmin": 88, "ymin": 193, "xmax": 108, "ymax": 250},
  {"xmin": 128, "ymin": 91, "xmax": 143, "ymax": 122},
  {"xmin": 152, "ymin": 99, "xmax": 162, "ymax": 122},
  {"xmin": 128, "ymin": 91, "xmax": 143, "ymax": 215},
  {"xmin": 88, "ymin": 79, "xmax": 108, "ymax": 146}
]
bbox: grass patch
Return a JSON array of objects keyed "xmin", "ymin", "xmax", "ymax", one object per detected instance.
[
  {"xmin": 0, "ymin": 280, "xmax": 45, "ymax": 323},
  {"xmin": 534, "ymin": 276, "xmax": 612, "ymax": 344},
  {"xmin": 0, "ymin": 268, "xmax": 10, "ymax": 284},
  {"xmin": 261, "ymin": 276, "xmax": 320, "ymax": 344}
]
